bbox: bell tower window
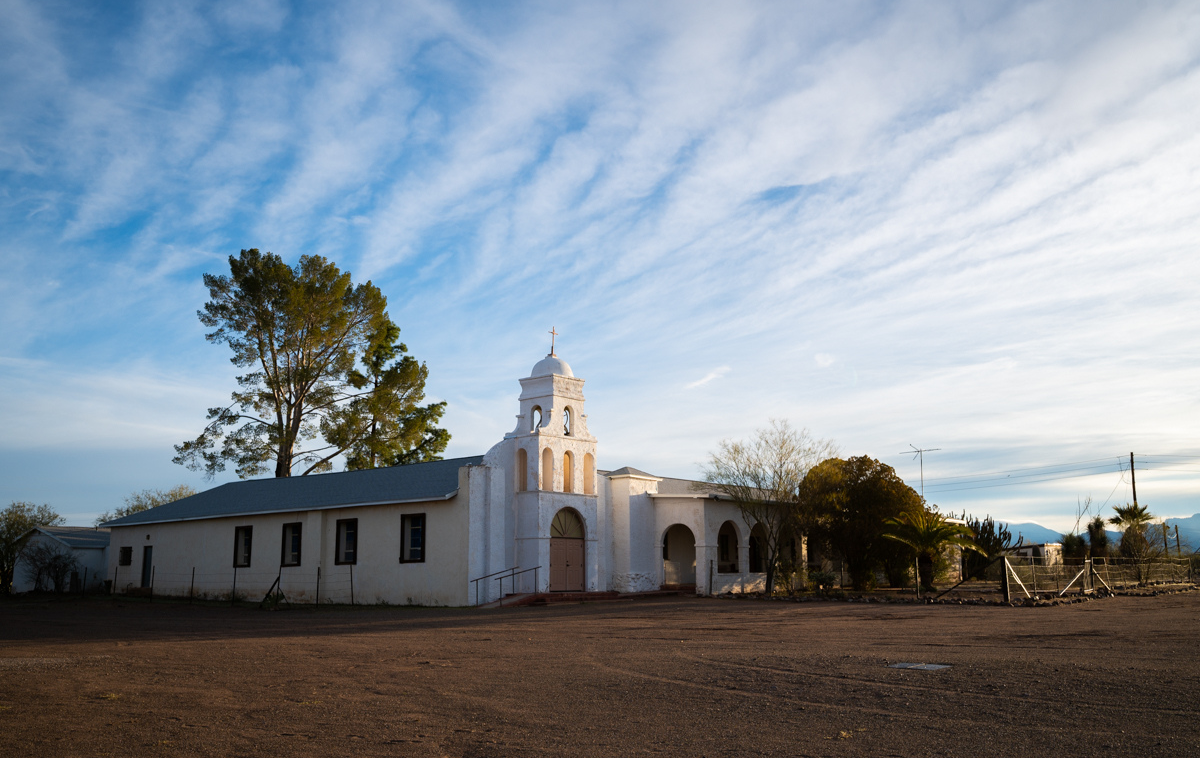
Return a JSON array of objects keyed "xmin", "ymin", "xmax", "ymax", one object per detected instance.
[
  {"xmin": 530, "ymin": 406, "xmax": 542, "ymax": 431},
  {"xmin": 563, "ymin": 407, "xmax": 572, "ymax": 436},
  {"xmin": 516, "ymin": 447, "xmax": 528, "ymax": 492},
  {"xmin": 583, "ymin": 453, "xmax": 595, "ymax": 495},
  {"xmin": 563, "ymin": 451, "xmax": 575, "ymax": 493},
  {"xmin": 541, "ymin": 447, "xmax": 554, "ymax": 490}
]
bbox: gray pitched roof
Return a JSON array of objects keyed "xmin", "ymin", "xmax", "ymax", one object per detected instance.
[
  {"xmin": 35, "ymin": 526, "xmax": 111, "ymax": 549},
  {"xmin": 605, "ymin": 466, "xmax": 658, "ymax": 479},
  {"xmin": 654, "ymin": 476, "xmax": 725, "ymax": 498},
  {"xmin": 103, "ymin": 456, "xmax": 483, "ymax": 527}
]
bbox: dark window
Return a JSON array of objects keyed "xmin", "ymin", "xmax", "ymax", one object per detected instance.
[
  {"xmin": 336, "ymin": 519, "xmax": 357, "ymax": 565},
  {"xmin": 233, "ymin": 526, "xmax": 253, "ymax": 567},
  {"xmin": 281, "ymin": 522, "xmax": 302, "ymax": 566},
  {"xmin": 118, "ymin": 546, "xmax": 132, "ymax": 566},
  {"xmin": 749, "ymin": 534, "xmax": 763, "ymax": 573},
  {"xmin": 141, "ymin": 546, "xmax": 153, "ymax": 588},
  {"xmin": 400, "ymin": 514, "xmax": 425, "ymax": 563}
]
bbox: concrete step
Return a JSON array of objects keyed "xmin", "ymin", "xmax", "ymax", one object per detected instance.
[{"xmin": 478, "ymin": 588, "xmax": 695, "ymax": 609}]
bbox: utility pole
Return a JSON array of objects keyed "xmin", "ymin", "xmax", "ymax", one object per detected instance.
[
  {"xmin": 902, "ymin": 445, "xmax": 941, "ymax": 501},
  {"xmin": 1130, "ymin": 452, "xmax": 1137, "ymax": 507}
]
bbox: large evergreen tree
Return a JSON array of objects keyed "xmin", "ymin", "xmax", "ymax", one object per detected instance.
[
  {"xmin": 174, "ymin": 249, "xmax": 448, "ymax": 478},
  {"xmin": 800, "ymin": 456, "xmax": 924, "ymax": 590}
]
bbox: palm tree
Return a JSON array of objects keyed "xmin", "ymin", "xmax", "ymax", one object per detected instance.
[
  {"xmin": 883, "ymin": 509, "xmax": 984, "ymax": 590},
  {"xmin": 1108, "ymin": 503, "xmax": 1153, "ymax": 535},
  {"xmin": 1109, "ymin": 503, "xmax": 1158, "ymax": 580}
]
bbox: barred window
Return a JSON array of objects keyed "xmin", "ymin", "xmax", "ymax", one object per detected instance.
[
  {"xmin": 233, "ymin": 526, "xmax": 253, "ymax": 568},
  {"xmin": 336, "ymin": 519, "xmax": 357, "ymax": 565},
  {"xmin": 400, "ymin": 514, "xmax": 425, "ymax": 563}
]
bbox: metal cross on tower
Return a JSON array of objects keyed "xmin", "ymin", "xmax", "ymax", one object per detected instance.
[
  {"xmin": 548, "ymin": 326, "xmax": 558, "ymax": 355},
  {"xmin": 900, "ymin": 444, "xmax": 941, "ymax": 501}
]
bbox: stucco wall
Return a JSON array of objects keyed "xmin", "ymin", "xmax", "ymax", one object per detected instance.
[
  {"xmin": 13, "ymin": 534, "xmax": 107, "ymax": 593},
  {"xmin": 106, "ymin": 487, "xmax": 472, "ymax": 606}
]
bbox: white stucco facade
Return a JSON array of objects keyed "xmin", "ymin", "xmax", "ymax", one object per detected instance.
[{"xmin": 105, "ymin": 351, "xmax": 776, "ymax": 605}]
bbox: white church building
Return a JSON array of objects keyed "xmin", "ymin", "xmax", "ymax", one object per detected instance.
[{"xmin": 105, "ymin": 352, "xmax": 785, "ymax": 605}]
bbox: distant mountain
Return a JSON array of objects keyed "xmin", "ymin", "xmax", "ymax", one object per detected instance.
[
  {"xmin": 999, "ymin": 521, "xmax": 1120, "ymax": 546},
  {"xmin": 1164, "ymin": 514, "xmax": 1200, "ymax": 551},
  {"xmin": 1001, "ymin": 522, "xmax": 1069, "ymax": 545},
  {"xmin": 999, "ymin": 514, "xmax": 1200, "ymax": 552}
]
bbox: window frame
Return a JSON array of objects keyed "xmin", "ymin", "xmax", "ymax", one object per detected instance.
[
  {"xmin": 233, "ymin": 525, "xmax": 253, "ymax": 568},
  {"xmin": 399, "ymin": 513, "xmax": 426, "ymax": 564},
  {"xmin": 335, "ymin": 518, "xmax": 358, "ymax": 565},
  {"xmin": 280, "ymin": 522, "xmax": 302, "ymax": 567},
  {"xmin": 118, "ymin": 546, "xmax": 132, "ymax": 566}
]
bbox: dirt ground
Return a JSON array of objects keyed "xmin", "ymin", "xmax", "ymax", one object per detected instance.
[{"xmin": 1, "ymin": 592, "xmax": 1197, "ymax": 758}]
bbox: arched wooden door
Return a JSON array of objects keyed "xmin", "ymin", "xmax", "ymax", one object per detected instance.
[{"xmin": 550, "ymin": 509, "xmax": 584, "ymax": 592}]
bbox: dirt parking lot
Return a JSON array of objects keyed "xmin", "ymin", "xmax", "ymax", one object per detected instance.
[{"xmin": 1, "ymin": 591, "xmax": 1197, "ymax": 757}]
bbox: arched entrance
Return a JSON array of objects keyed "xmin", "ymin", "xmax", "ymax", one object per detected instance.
[
  {"xmin": 662, "ymin": 524, "xmax": 696, "ymax": 588},
  {"xmin": 549, "ymin": 509, "xmax": 584, "ymax": 592},
  {"xmin": 749, "ymin": 523, "xmax": 767, "ymax": 573}
]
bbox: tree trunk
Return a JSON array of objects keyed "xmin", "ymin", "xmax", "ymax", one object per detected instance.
[{"xmin": 918, "ymin": 554, "xmax": 935, "ymax": 590}]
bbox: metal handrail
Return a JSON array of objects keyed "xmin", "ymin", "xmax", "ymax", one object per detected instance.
[
  {"xmin": 471, "ymin": 565, "xmax": 518, "ymax": 605},
  {"xmin": 495, "ymin": 565, "xmax": 542, "ymax": 607}
]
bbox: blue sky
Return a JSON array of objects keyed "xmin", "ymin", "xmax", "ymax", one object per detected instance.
[{"xmin": 2, "ymin": 0, "xmax": 1198, "ymax": 532}]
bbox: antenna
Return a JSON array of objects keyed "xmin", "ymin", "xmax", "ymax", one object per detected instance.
[{"xmin": 900, "ymin": 444, "xmax": 941, "ymax": 501}]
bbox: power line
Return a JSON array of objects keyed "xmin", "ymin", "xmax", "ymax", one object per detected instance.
[
  {"xmin": 904, "ymin": 451, "xmax": 1200, "ymax": 497},
  {"xmin": 922, "ymin": 457, "xmax": 1125, "ymax": 483},
  {"xmin": 926, "ymin": 469, "xmax": 1131, "ymax": 493},
  {"xmin": 924, "ymin": 461, "xmax": 1126, "ymax": 487}
]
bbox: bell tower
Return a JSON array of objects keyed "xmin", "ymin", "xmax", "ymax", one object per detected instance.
[
  {"xmin": 502, "ymin": 340, "xmax": 600, "ymax": 594},
  {"xmin": 506, "ymin": 348, "xmax": 597, "ymax": 495}
]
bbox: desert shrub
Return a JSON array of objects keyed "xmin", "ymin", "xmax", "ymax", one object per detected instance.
[
  {"xmin": 807, "ymin": 569, "xmax": 837, "ymax": 593},
  {"xmin": 21, "ymin": 541, "xmax": 79, "ymax": 593}
]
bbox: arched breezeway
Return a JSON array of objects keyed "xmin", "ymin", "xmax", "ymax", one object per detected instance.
[{"xmin": 662, "ymin": 524, "xmax": 696, "ymax": 588}]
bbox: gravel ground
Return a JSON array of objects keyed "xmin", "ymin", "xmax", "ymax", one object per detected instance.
[{"xmin": 1, "ymin": 591, "xmax": 1197, "ymax": 757}]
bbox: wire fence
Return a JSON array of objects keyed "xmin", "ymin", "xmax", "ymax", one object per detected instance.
[
  {"xmin": 109, "ymin": 564, "xmax": 367, "ymax": 605},
  {"xmin": 1002, "ymin": 556, "xmax": 1194, "ymax": 592}
]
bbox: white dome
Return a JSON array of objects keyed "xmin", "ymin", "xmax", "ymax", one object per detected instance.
[{"xmin": 530, "ymin": 353, "xmax": 573, "ymax": 378}]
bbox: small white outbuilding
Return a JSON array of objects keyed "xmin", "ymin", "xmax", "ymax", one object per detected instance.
[{"xmin": 13, "ymin": 526, "xmax": 110, "ymax": 593}]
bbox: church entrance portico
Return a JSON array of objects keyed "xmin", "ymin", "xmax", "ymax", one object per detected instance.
[{"xmin": 549, "ymin": 509, "xmax": 585, "ymax": 592}]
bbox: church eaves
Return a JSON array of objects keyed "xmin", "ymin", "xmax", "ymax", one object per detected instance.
[{"xmin": 102, "ymin": 455, "xmax": 484, "ymax": 527}]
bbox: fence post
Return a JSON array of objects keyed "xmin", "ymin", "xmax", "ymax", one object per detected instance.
[
  {"xmin": 81, "ymin": 567, "xmax": 88, "ymax": 595},
  {"xmin": 231, "ymin": 566, "xmax": 238, "ymax": 606},
  {"xmin": 112, "ymin": 565, "xmax": 118, "ymax": 595},
  {"xmin": 316, "ymin": 566, "xmax": 321, "ymax": 607},
  {"xmin": 1002, "ymin": 558, "xmax": 1011, "ymax": 603},
  {"xmin": 914, "ymin": 556, "xmax": 920, "ymax": 599},
  {"xmin": 189, "ymin": 568, "xmax": 195, "ymax": 603},
  {"xmin": 350, "ymin": 564, "xmax": 355, "ymax": 605},
  {"xmin": 150, "ymin": 566, "xmax": 155, "ymax": 600}
]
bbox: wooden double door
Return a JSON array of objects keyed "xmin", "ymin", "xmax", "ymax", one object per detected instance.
[{"xmin": 549, "ymin": 537, "xmax": 584, "ymax": 592}]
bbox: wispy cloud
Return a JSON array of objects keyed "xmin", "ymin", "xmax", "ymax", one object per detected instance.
[
  {"xmin": 685, "ymin": 366, "xmax": 731, "ymax": 390},
  {"xmin": 1, "ymin": 1, "xmax": 1199, "ymax": 529}
]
